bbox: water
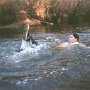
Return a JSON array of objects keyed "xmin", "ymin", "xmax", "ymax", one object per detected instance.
[{"xmin": 0, "ymin": 24, "xmax": 90, "ymax": 90}]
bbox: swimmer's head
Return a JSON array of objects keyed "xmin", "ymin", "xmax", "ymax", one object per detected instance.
[
  {"xmin": 68, "ymin": 33, "xmax": 79, "ymax": 43},
  {"xmin": 73, "ymin": 33, "xmax": 79, "ymax": 41}
]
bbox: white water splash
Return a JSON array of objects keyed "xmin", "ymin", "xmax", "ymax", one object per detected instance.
[{"xmin": 10, "ymin": 39, "xmax": 51, "ymax": 62}]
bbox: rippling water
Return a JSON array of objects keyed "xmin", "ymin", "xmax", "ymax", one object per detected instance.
[{"xmin": 0, "ymin": 24, "xmax": 90, "ymax": 90}]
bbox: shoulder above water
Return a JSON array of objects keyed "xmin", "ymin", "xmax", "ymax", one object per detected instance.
[{"xmin": 55, "ymin": 41, "xmax": 86, "ymax": 50}]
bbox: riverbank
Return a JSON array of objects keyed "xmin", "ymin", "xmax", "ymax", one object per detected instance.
[
  {"xmin": 0, "ymin": 0, "xmax": 90, "ymax": 27},
  {"xmin": 0, "ymin": 18, "xmax": 53, "ymax": 30}
]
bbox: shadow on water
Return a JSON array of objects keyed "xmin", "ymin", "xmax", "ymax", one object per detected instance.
[
  {"xmin": 0, "ymin": 28, "xmax": 23, "ymax": 39},
  {"xmin": 0, "ymin": 23, "xmax": 90, "ymax": 90}
]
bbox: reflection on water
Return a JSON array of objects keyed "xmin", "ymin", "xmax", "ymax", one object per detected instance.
[
  {"xmin": 30, "ymin": 23, "xmax": 90, "ymax": 34},
  {"xmin": 30, "ymin": 24, "xmax": 77, "ymax": 34},
  {"xmin": 0, "ymin": 24, "xmax": 90, "ymax": 90}
]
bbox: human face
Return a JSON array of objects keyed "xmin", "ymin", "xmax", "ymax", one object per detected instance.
[{"xmin": 68, "ymin": 35, "xmax": 77, "ymax": 43}]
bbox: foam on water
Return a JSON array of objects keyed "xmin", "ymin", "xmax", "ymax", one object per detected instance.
[{"xmin": 11, "ymin": 39, "xmax": 51, "ymax": 62}]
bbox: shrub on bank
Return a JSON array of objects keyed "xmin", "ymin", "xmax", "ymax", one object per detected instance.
[{"xmin": 0, "ymin": 0, "xmax": 90, "ymax": 26}]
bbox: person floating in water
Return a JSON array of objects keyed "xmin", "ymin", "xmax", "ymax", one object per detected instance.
[{"xmin": 56, "ymin": 33, "xmax": 86, "ymax": 49}]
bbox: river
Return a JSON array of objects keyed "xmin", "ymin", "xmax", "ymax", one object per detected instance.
[{"xmin": 0, "ymin": 24, "xmax": 90, "ymax": 90}]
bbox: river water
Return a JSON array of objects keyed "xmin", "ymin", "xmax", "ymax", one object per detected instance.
[{"xmin": 0, "ymin": 24, "xmax": 90, "ymax": 90}]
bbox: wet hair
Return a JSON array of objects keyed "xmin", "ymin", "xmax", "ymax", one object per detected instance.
[{"xmin": 73, "ymin": 33, "xmax": 79, "ymax": 41}]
